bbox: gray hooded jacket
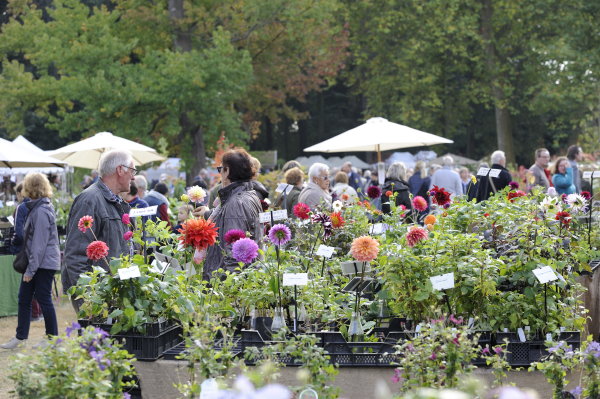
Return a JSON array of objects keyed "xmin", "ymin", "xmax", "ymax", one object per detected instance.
[{"xmin": 23, "ymin": 197, "xmax": 61, "ymax": 278}]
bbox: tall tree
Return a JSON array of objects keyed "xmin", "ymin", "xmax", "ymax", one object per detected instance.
[
  {"xmin": 343, "ymin": 0, "xmax": 596, "ymax": 164},
  {"xmin": 0, "ymin": 0, "xmax": 348, "ymax": 176},
  {"xmin": 0, "ymin": 0, "xmax": 253, "ymax": 175}
]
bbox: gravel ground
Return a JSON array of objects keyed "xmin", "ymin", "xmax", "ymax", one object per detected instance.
[{"xmin": 0, "ymin": 295, "xmax": 76, "ymax": 398}]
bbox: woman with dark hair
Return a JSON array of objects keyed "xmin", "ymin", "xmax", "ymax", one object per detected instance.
[
  {"xmin": 200, "ymin": 149, "xmax": 262, "ymax": 280},
  {"xmin": 1, "ymin": 173, "xmax": 59, "ymax": 349},
  {"xmin": 552, "ymin": 156, "xmax": 575, "ymax": 195}
]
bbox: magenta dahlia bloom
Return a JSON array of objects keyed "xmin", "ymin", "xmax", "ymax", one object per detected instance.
[
  {"xmin": 412, "ymin": 196, "xmax": 428, "ymax": 212},
  {"xmin": 231, "ymin": 238, "xmax": 259, "ymax": 264},
  {"xmin": 224, "ymin": 229, "xmax": 246, "ymax": 244},
  {"xmin": 268, "ymin": 224, "xmax": 292, "ymax": 246}
]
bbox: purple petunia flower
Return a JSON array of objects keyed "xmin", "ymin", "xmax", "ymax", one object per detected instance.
[
  {"xmin": 493, "ymin": 346, "xmax": 503, "ymax": 355},
  {"xmin": 585, "ymin": 341, "xmax": 600, "ymax": 358},
  {"xmin": 549, "ymin": 341, "xmax": 565, "ymax": 354},
  {"xmin": 66, "ymin": 321, "xmax": 81, "ymax": 337},
  {"xmin": 268, "ymin": 224, "xmax": 292, "ymax": 246},
  {"xmin": 509, "ymin": 181, "xmax": 520, "ymax": 190},
  {"xmin": 123, "ymin": 393, "xmax": 131, "ymax": 399},
  {"xmin": 232, "ymin": 238, "xmax": 259, "ymax": 264},
  {"xmin": 482, "ymin": 347, "xmax": 490, "ymax": 355},
  {"xmin": 449, "ymin": 314, "xmax": 463, "ymax": 325},
  {"xmin": 570, "ymin": 386, "xmax": 583, "ymax": 397}
]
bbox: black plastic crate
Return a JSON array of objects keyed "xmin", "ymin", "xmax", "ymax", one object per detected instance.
[
  {"xmin": 113, "ymin": 324, "xmax": 183, "ymax": 361},
  {"xmin": 78, "ymin": 318, "xmax": 173, "ymax": 336},
  {"xmin": 495, "ymin": 331, "xmax": 580, "ymax": 367}
]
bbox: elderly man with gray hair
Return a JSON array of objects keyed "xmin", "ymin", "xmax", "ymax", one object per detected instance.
[
  {"xmin": 63, "ymin": 149, "xmax": 136, "ymax": 310},
  {"xmin": 298, "ymin": 162, "xmax": 332, "ymax": 210},
  {"xmin": 429, "ymin": 155, "xmax": 463, "ymax": 196},
  {"xmin": 468, "ymin": 150, "xmax": 512, "ymax": 202}
]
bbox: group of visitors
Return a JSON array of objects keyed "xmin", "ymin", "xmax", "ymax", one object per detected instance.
[{"xmin": 0, "ymin": 141, "xmax": 590, "ymax": 349}]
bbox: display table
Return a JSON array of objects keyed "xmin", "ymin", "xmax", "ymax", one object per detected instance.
[
  {"xmin": 134, "ymin": 360, "xmax": 574, "ymax": 399},
  {"xmin": 0, "ymin": 255, "xmax": 20, "ymax": 317}
]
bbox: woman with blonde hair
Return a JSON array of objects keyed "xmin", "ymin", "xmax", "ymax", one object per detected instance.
[{"xmin": 1, "ymin": 173, "xmax": 60, "ymax": 349}]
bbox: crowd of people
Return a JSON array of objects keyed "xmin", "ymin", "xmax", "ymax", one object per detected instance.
[{"xmin": 0, "ymin": 144, "xmax": 591, "ymax": 349}]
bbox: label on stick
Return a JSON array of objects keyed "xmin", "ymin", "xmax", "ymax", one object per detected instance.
[
  {"xmin": 118, "ymin": 265, "xmax": 141, "ymax": 280},
  {"xmin": 275, "ymin": 183, "xmax": 293, "ymax": 194},
  {"xmin": 283, "ymin": 273, "xmax": 309, "ymax": 286},
  {"xmin": 477, "ymin": 167, "xmax": 490, "ymax": 176},
  {"xmin": 129, "ymin": 206, "xmax": 158, "ymax": 217},
  {"xmin": 259, "ymin": 209, "xmax": 288, "ymax": 223},
  {"xmin": 488, "ymin": 169, "xmax": 501, "ymax": 178},
  {"xmin": 315, "ymin": 245, "xmax": 335, "ymax": 258},
  {"xmin": 430, "ymin": 272, "xmax": 455, "ymax": 290},
  {"xmin": 532, "ymin": 266, "xmax": 558, "ymax": 284}
]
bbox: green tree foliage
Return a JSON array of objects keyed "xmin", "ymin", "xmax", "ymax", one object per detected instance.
[
  {"xmin": 0, "ymin": 0, "xmax": 348, "ymax": 177},
  {"xmin": 0, "ymin": 0, "xmax": 252, "ymax": 174},
  {"xmin": 343, "ymin": 0, "xmax": 600, "ymax": 164}
]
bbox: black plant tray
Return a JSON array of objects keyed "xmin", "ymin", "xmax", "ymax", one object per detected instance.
[
  {"xmin": 79, "ymin": 319, "xmax": 184, "ymax": 361},
  {"xmin": 495, "ymin": 331, "xmax": 580, "ymax": 367},
  {"xmin": 112, "ymin": 324, "xmax": 183, "ymax": 361},
  {"xmin": 162, "ymin": 337, "xmax": 243, "ymax": 361},
  {"xmin": 78, "ymin": 318, "xmax": 173, "ymax": 336}
]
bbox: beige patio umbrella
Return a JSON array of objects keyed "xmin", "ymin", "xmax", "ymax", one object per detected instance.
[
  {"xmin": 47, "ymin": 131, "xmax": 165, "ymax": 169},
  {"xmin": 303, "ymin": 117, "xmax": 453, "ymax": 162}
]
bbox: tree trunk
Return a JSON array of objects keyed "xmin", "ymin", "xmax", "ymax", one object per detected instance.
[
  {"xmin": 480, "ymin": 0, "xmax": 515, "ymax": 165},
  {"xmin": 168, "ymin": 0, "xmax": 191, "ymax": 52},
  {"xmin": 170, "ymin": 0, "xmax": 200, "ymax": 183}
]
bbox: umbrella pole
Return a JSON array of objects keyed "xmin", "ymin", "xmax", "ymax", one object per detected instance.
[{"xmin": 377, "ymin": 144, "xmax": 381, "ymax": 163}]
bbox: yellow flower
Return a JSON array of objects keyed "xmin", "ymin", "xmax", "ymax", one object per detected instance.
[
  {"xmin": 181, "ymin": 194, "xmax": 190, "ymax": 203},
  {"xmin": 471, "ymin": 175, "xmax": 477, "ymax": 183}
]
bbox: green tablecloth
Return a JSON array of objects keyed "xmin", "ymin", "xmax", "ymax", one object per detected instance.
[{"xmin": 0, "ymin": 255, "xmax": 21, "ymax": 317}]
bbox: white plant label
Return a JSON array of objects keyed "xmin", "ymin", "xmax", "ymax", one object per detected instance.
[
  {"xmin": 150, "ymin": 259, "xmax": 169, "ymax": 274},
  {"xmin": 583, "ymin": 171, "xmax": 593, "ymax": 179},
  {"xmin": 477, "ymin": 167, "xmax": 490, "ymax": 176},
  {"xmin": 283, "ymin": 273, "xmax": 308, "ymax": 286},
  {"xmin": 117, "ymin": 265, "xmax": 141, "ymax": 280},
  {"xmin": 315, "ymin": 245, "xmax": 335, "ymax": 258},
  {"xmin": 488, "ymin": 168, "xmax": 501, "ymax": 178},
  {"xmin": 594, "ymin": 171, "xmax": 600, "ymax": 178},
  {"xmin": 6, "ymin": 215, "xmax": 14, "ymax": 226},
  {"xmin": 369, "ymin": 223, "xmax": 388, "ymax": 235},
  {"xmin": 430, "ymin": 272, "xmax": 455, "ymax": 290},
  {"xmin": 259, "ymin": 209, "xmax": 288, "ymax": 223},
  {"xmin": 129, "ymin": 205, "xmax": 158, "ymax": 217},
  {"xmin": 532, "ymin": 266, "xmax": 558, "ymax": 284},
  {"xmin": 275, "ymin": 183, "xmax": 293, "ymax": 194},
  {"xmin": 546, "ymin": 333, "xmax": 553, "ymax": 342},
  {"xmin": 517, "ymin": 328, "xmax": 526, "ymax": 343}
]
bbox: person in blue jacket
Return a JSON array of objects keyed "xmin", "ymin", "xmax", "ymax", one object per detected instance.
[{"xmin": 551, "ymin": 156, "xmax": 576, "ymax": 195}]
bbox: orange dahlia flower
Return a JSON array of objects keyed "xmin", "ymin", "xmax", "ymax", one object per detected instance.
[{"xmin": 350, "ymin": 236, "xmax": 380, "ymax": 262}]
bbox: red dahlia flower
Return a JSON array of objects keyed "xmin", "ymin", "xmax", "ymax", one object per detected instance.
[
  {"xmin": 86, "ymin": 240, "xmax": 109, "ymax": 260},
  {"xmin": 293, "ymin": 203, "xmax": 311, "ymax": 219},
  {"xmin": 178, "ymin": 218, "xmax": 219, "ymax": 251}
]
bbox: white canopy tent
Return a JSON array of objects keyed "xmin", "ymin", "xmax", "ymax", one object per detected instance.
[
  {"xmin": 48, "ymin": 131, "xmax": 165, "ymax": 169},
  {"xmin": 0, "ymin": 138, "xmax": 66, "ymax": 169},
  {"xmin": 303, "ymin": 117, "xmax": 453, "ymax": 162},
  {"xmin": 0, "ymin": 136, "xmax": 66, "ymax": 175}
]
